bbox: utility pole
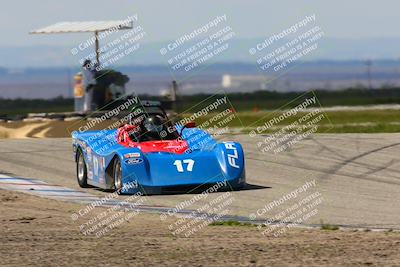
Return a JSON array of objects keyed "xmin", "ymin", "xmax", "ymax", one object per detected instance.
[
  {"xmin": 67, "ymin": 68, "xmax": 72, "ymax": 98},
  {"xmin": 95, "ymin": 31, "xmax": 100, "ymax": 65},
  {"xmin": 171, "ymin": 80, "xmax": 178, "ymax": 112}
]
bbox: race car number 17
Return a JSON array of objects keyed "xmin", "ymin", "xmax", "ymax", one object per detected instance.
[{"xmin": 173, "ymin": 159, "xmax": 195, "ymax": 172}]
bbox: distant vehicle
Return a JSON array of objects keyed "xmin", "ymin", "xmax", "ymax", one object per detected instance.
[{"xmin": 72, "ymin": 101, "xmax": 246, "ymax": 194}]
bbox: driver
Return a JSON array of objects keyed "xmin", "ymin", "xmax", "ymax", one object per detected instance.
[
  {"xmin": 137, "ymin": 115, "xmax": 180, "ymax": 141},
  {"xmin": 138, "ymin": 115, "xmax": 165, "ymax": 141}
]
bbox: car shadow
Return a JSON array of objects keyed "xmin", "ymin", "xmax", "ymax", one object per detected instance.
[
  {"xmin": 239, "ymin": 183, "xmax": 271, "ymax": 191},
  {"xmin": 149, "ymin": 183, "xmax": 270, "ymax": 196},
  {"xmin": 92, "ymin": 183, "xmax": 270, "ymax": 196}
]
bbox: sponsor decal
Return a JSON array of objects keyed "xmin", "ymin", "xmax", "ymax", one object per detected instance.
[
  {"xmin": 124, "ymin": 152, "xmax": 141, "ymax": 158},
  {"xmin": 99, "ymin": 172, "xmax": 105, "ymax": 183},
  {"xmin": 125, "ymin": 158, "xmax": 143, "ymax": 165},
  {"xmin": 100, "ymin": 157, "xmax": 105, "ymax": 169},
  {"xmin": 93, "ymin": 156, "xmax": 101, "ymax": 176},
  {"xmin": 86, "ymin": 147, "xmax": 92, "ymax": 163},
  {"xmin": 224, "ymin": 142, "xmax": 240, "ymax": 169},
  {"xmin": 88, "ymin": 170, "xmax": 93, "ymax": 180}
]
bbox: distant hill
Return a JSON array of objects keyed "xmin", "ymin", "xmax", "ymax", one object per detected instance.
[{"xmin": 0, "ymin": 37, "xmax": 399, "ymax": 68}]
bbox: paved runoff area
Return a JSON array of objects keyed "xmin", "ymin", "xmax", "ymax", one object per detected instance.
[{"xmin": 0, "ymin": 134, "xmax": 399, "ymax": 229}]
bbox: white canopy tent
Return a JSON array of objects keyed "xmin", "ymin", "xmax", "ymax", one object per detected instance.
[{"xmin": 30, "ymin": 20, "xmax": 134, "ymax": 63}]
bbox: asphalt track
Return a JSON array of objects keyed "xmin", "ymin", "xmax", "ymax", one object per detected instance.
[{"xmin": 0, "ymin": 134, "xmax": 399, "ymax": 229}]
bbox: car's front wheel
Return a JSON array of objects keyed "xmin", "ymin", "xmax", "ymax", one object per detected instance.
[
  {"xmin": 113, "ymin": 158, "xmax": 123, "ymax": 191},
  {"xmin": 76, "ymin": 149, "xmax": 89, "ymax": 188}
]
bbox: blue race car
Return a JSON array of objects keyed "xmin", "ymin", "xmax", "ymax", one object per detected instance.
[{"xmin": 72, "ymin": 101, "xmax": 245, "ymax": 194}]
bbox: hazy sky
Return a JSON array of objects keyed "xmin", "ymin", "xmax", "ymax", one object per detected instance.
[{"xmin": 0, "ymin": 0, "xmax": 398, "ymax": 46}]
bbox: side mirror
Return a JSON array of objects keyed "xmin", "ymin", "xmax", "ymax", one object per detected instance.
[
  {"xmin": 185, "ymin": 121, "xmax": 196, "ymax": 128},
  {"xmin": 179, "ymin": 121, "xmax": 196, "ymax": 135}
]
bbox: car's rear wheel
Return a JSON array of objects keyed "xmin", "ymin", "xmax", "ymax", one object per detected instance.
[
  {"xmin": 76, "ymin": 149, "xmax": 89, "ymax": 188},
  {"xmin": 113, "ymin": 158, "xmax": 123, "ymax": 191}
]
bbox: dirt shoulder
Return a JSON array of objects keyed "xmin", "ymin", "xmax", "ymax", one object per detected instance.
[
  {"xmin": 1, "ymin": 189, "xmax": 399, "ymax": 267},
  {"xmin": 0, "ymin": 121, "xmax": 112, "ymax": 138}
]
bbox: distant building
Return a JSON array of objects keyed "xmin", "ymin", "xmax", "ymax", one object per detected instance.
[{"xmin": 222, "ymin": 74, "xmax": 270, "ymax": 90}]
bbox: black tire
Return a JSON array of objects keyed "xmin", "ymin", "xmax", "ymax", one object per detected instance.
[
  {"xmin": 76, "ymin": 149, "xmax": 90, "ymax": 188},
  {"xmin": 113, "ymin": 158, "xmax": 123, "ymax": 191}
]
